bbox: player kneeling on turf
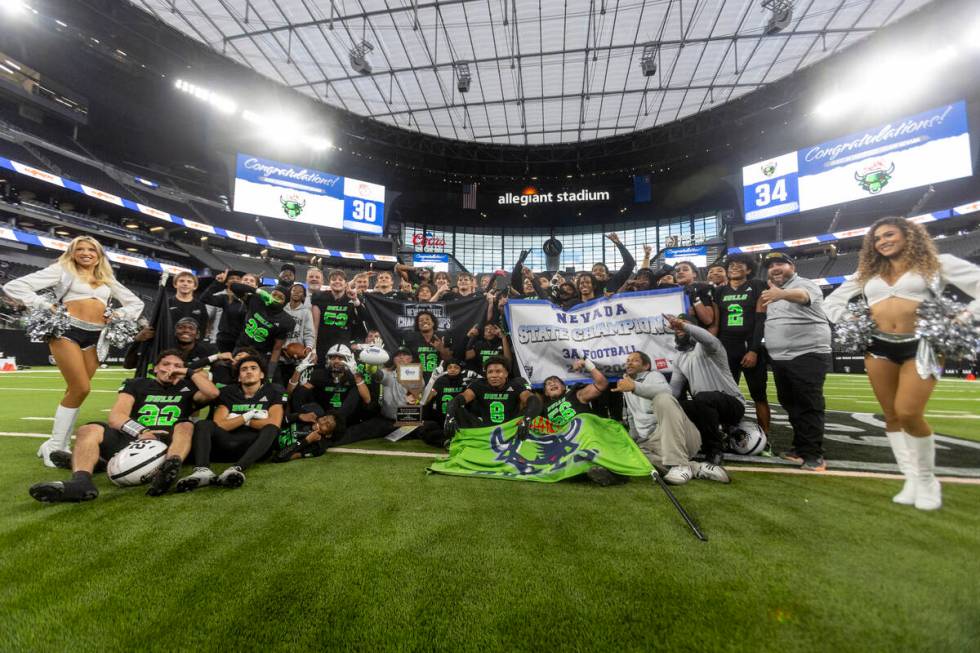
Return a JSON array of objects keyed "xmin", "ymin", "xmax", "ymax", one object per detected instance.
[
  {"xmin": 29, "ymin": 350, "xmax": 220, "ymax": 502},
  {"xmin": 177, "ymin": 356, "xmax": 286, "ymax": 490}
]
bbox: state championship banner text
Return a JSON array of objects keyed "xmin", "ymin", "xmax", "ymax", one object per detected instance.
[{"xmin": 504, "ymin": 288, "xmax": 687, "ymax": 387}]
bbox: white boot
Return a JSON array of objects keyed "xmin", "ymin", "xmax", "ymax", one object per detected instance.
[
  {"xmin": 37, "ymin": 405, "xmax": 78, "ymax": 467},
  {"xmin": 906, "ymin": 434, "xmax": 942, "ymax": 511},
  {"xmin": 885, "ymin": 431, "xmax": 916, "ymax": 505}
]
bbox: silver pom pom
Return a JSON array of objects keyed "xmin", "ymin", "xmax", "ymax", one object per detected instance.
[
  {"xmin": 25, "ymin": 304, "xmax": 71, "ymax": 343},
  {"xmin": 915, "ymin": 298, "xmax": 980, "ymax": 361},
  {"xmin": 103, "ymin": 316, "xmax": 140, "ymax": 350},
  {"xmin": 833, "ymin": 298, "xmax": 876, "ymax": 353}
]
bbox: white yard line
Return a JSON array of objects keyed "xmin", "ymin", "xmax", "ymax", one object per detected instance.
[{"xmin": 0, "ymin": 387, "xmax": 115, "ymax": 393}]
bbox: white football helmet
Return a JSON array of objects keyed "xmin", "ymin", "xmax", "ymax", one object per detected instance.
[
  {"xmin": 727, "ymin": 419, "xmax": 767, "ymax": 456},
  {"xmin": 325, "ymin": 344, "xmax": 357, "ymax": 373}
]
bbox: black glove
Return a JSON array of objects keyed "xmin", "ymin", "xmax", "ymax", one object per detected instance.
[
  {"xmin": 443, "ymin": 414, "xmax": 458, "ymax": 439},
  {"xmin": 516, "ymin": 417, "xmax": 532, "ymax": 440}
]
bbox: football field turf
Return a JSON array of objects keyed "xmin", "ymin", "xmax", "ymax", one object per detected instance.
[{"xmin": 1, "ymin": 369, "xmax": 978, "ymax": 651}]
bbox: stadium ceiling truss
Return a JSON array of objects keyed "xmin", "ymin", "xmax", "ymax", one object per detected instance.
[{"xmin": 136, "ymin": 0, "xmax": 931, "ymax": 146}]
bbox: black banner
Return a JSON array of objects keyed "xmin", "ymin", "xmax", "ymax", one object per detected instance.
[{"xmin": 362, "ymin": 294, "xmax": 487, "ymax": 360}]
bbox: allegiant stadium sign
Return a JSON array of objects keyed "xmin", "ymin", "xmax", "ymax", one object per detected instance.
[{"xmin": 498, "ymin": 188, "xmax": 611, "ymax": 206}]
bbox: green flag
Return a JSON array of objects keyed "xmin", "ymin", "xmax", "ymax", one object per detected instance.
[{"xmin": 428, "ymin": 413, "xmax": 653, "ymax": 482}]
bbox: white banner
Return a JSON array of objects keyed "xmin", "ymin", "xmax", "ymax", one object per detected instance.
[{"xmin": 504, "ymin": 289, "xmax": 687, "ymax": 387}]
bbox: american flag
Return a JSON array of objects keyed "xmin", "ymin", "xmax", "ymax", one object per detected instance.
[{"xmin": 462, "ymin": 182, "xmax": 478, "ymax": 210}]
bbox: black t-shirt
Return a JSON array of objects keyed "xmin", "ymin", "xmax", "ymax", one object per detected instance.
[
  {"xmin": 307, "ymin": 367, "xmax": 358, "ymax": 411},
  {"xmin": 182, "ymin": 340, "xmax": 218, "ymax": 368},
  {"xmin": 431, "ymin": 372, "xmax": 469, "ymax": 418},
  {"xmin": 311, "ymin": 291, "xmax": 362, "ymax": 353},
  {"xmin": 236, "ymin": 295, "xmax": 295, "ymax": 355},
  {"xmin": 218, "ymin": 382, "xmax": 287, "ymax": 417},
  {"xmin": 169, "ymin": 297, "xmax": 209, "ymax": 334},
  {"xmin": 466, "ymin": 377, "xmax": 530, "ymax": 425},
  {"xmin": 544, "ymin": 387, "xmax": 593, "ymax": 428},
  {"xmin": 120, "ymin": 376, "xmax": 200, "ymax": 432},
  {"xmin": 201, "ymin": 282, "xmax": 246, "ymax": 342},
  {"xmin": 466, "ymin": 337, "xmax": 504, "ymax": 373},
  {"xmin": 714, "ymin": 280, "xmax": 767, "ymax": 343}
]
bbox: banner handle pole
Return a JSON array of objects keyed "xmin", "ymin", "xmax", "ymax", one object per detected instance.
[{"xmin": 651, "ymin": 470, "xmax": 708, "ymax": 542}]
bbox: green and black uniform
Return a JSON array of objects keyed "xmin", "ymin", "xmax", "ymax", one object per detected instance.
[
  {"xmin": 544, "ymin": 387, "xmax": 593, "ymax": 428},
  {"xmin": 191, "ymin": 382, "xmax": 288, "ymax": 469},
  {"xmin": 405, "ymin": 332, "xmax": 450, "ymax": 382},
  {"xmin": 713, "ymin": 279, "xmax": 768, "ymax": 402},
  {"xmin": 231, "ymin": 285, "xmax": 295, "ymax": 356},
  {"xmin": 465, "ymin": 377, "xmax": 530, "ymax": 426},
  {"xmin": 311, "ymin": 291, "xmax": 363, "ymax": 361},
  {"xmin": 95, "ymin": 376, "xmax": 201, "ymax": 460},
  {"xmin": 466, "ymin": 337, "xmax": 505, "ymax": 374}
]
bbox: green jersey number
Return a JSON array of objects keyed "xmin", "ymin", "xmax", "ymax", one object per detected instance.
[
  {"xmin": 419, "ymin": 351, "xmax": 439, "ymax": 373},
  {"xmin": 136, "ymin": 404, "xmax": 182, "ymax": 428},
  {"xmin": 244, "ymin": 317, "xmax": 270, "ymax": 343},
  {"xmin": 322, "ymin": 311, "xmax": 349, "ymax": 328},
  {"xmin": 488, "ymin": 400, "xmax": 506, "ymax": 424},
  {"xmin": 547, "ymin": 400, "xmax": 576, "ymax": 426},
  {"xmin": 726, "ymin": 303, "xmax": 744, "ymax": 327}
]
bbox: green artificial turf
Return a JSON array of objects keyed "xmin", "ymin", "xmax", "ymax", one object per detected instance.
[{"xmin": 1, "ymin": 368, "xmax": 978, "ymax": 651}]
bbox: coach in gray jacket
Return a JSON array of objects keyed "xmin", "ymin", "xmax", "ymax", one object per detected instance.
[
  {"xmin": 665, "ymin": 315, "xmax": 746, "ymax": 464},
  {"xmin": 761, "ymin": 252, "xmax": 832, "ymax": 472}
]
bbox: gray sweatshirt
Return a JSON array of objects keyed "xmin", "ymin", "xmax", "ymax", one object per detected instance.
[
  {"xmin": 763, "ymin": 274, "xmax": 832, "ymax": 361},
  {"xmin": 670, "ymin": 323, "xmax": 745, "ymax": 402},
  {"xmin": 378, "ymin": 369, "xmax": 410, "ymax": 420},
  {"xmin": 622, "ymin": 370, "xmax": 671, "ymax": 441},
  {"xmin": 284, "ymin": 302, "xmax": 315, "ymax": 349}
]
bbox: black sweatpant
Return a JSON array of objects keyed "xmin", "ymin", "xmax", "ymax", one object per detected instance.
[
  {"xmin": 679, "ymin": 391, "xmax": 745, "ymax": 457},
  {"xmin": 771, "ymin": 353, "xmax": 830, "ymax": 459},
  {"xmin": 329, "ymin": 416, "xmax": 394, "ymax": 447},
  {"xmin": 192, "ymin": 420, "xmax": 278, "ymax": 469}
]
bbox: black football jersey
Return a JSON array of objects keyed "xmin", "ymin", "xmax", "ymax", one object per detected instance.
[
  {"xmin": 467, "ymin": 377, "xmax": 529, "ymax": 425},
  {"xmin": 218, "ymin": 382, "xmax": 287, "ymax": 416},
  {"xmin": 431, "ymin": 372, "xmax": 469, "ymax": 418},
  {"xmin": 119, "ymin": 377, "xmax": 200, "ymax": 432},
  {"xmin": 169, "ymin": 298, "xmax": 209, "ymax": 334},
  {"xmin": 236, "ymin": 296, "xmax": 295, "ymax": 354},
  {"xmin": 714, "ymin": 280, "xmax": 767, "ymax": 341},
  {"xmin": 312, "ymin": 292, "xmax": 362, "ymax": 353},
  {"xmin": 467, "ymin": 338, "xmax": 504, "ymax": 373},
  {"xmin": 544, "ymin": 387, "xmax": 594, "ymax": 428},
  {"xmin": 405, "ymin": 332, "xmax": 451, "ymax": 380},
  {"xmin": 307, "ymin": 368, "xmax": 357, "ymax": 411}
]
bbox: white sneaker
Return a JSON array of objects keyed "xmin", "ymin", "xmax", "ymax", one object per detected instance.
[
  {"xmin": 695, "ymin": 462, "xmax": 731, "ymax": 484},
  {"xmin": 37, "ymin": 439, "xmax": 70, "ymax": 468},
  {"xmin": 217, "ymin": 466, "xmax": 246, "ymax": 488},
  {"xmin": 664, "ymin": 465, "xmax": 693, "ymax": 485},
  {"xmin": 174, "ymin": 467, "xmax": 217, "ymax": 493}
]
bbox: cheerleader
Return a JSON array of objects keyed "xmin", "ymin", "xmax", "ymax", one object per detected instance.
[
  {"xmin": 825, "ymin": 218, "xmax": 979, "ymax": 510},
  {"xmin": 3, "ymin": 237, "xmax": 143, "ymax": 466}
]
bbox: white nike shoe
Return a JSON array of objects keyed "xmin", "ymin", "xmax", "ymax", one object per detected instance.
[
  {"xmin": 217, "ymin": 466, "xmax": 246, "ymax": 488},
  {"xmin": 174, "ymin": 467, "xmax": 217, "ymax": 493},
  {"xmin": 37, "ymin": 439, "xmax": 70, "ymax": 468},
  {"xmin": 695, "ymin": 462, "xmax": 731, "ymax": 484},
  {"xmin": 663, "ymin": 465, "xmax": 693, "ymax": 485}
]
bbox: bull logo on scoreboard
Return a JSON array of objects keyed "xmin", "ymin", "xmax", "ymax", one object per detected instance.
[
  {"xmin": 854, "ymin": 161, "xmax": 895, "ymax": 195},
  {"xmin": 279, "ymin": 194, "xmax": 307, "ymax": 219},
  {"xmin": 761, "ymin": 161, "xmax": 777, "ymax": 177}
]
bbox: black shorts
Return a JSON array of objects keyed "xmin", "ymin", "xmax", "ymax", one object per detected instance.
[
  {"xmin": 721, "ymin": 339, "xmax": 768, "ymax": 403},
  {"xmin": 59, "ymin": 326, "xmax": 102, "ymax": 350},
  {"xmin": 85, "ymin": 422, "xmax": 175, "ymax": 460},
  {"xmin": 867, "ymin": 336, "xmax": 918, "ymax": 365}
]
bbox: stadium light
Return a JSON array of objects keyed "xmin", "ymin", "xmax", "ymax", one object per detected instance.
[
  {"xmin": 308, "ymin": 137, "xmax": 333, "ymax": 151},
  {"xmin": 174, "ymin": 79, "xmax": 238, "ymax": 115}
]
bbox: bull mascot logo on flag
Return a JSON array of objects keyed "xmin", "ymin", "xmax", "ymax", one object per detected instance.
[{"xmin": 487, "ymin": 417, "xmax": 599, "ymax": 476}]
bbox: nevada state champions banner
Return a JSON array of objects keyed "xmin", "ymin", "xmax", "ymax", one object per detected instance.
[{"xmin": 504, "ymin": 288, "xmax": 686, "ymax": 387}]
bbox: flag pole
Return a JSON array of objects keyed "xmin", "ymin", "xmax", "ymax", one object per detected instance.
[{"xmin": 651, "ymin": 470, "xmax": 707, "ymax": 542}]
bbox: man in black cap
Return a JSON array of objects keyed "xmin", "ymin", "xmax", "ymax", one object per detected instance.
[
  {"xmin": 761, "ymin": 251, "xmax": 832, "ymax": 472},
  {"xmin": 276, "ymin": 263, "xmax": 296, "ymax": 295}
]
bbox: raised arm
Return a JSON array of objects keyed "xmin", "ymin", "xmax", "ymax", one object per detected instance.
[
  {"xmin": 571, "ymin": 358, "xmax": 608, "ymax": 403},
  {"xmin": 939, "ymin": 253, "xmax": 980, "ymax": 319}
]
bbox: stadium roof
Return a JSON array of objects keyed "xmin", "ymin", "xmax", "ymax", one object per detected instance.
[{"xmin": 135, "ymin": 0, "xmax": 932, "ymax": 146}]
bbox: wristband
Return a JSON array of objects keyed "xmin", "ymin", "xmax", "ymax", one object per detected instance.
[
  {"xmin": 582, "ymin": 359, "xmax": 596, "ymax": 372},
  {"xmin": 121, "ymin": 419, "xmax": 146, "ymax": 438}
]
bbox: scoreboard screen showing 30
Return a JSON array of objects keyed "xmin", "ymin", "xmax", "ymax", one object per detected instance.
[
  {"xmin": 233, "ymin": 153, "xmax": 385, "ymax": 235},
  {"xmin": 742, "ymin": 101, "xmax": 972, "ymax": 223}
]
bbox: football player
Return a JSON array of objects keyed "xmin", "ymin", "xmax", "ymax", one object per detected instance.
[
  {"xmin": 29, "ymin": 350, "xmax": 220, "ymax": 502},
  {"xmin": 176, "ymin": 355, "xmax": 286, "ymax": 490},
  {"xmin": 444, "ymin": 356, "xmax": 541, "ymax": 440}
]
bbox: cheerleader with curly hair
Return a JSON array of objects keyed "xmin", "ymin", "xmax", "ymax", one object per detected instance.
[
  {"xmin": 825, "ymin": 218, "xmax": 979, "ymax": 510},
  {"xmin": 3, "ymin": 237, "xmax": 143, "ymax": 466}
]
